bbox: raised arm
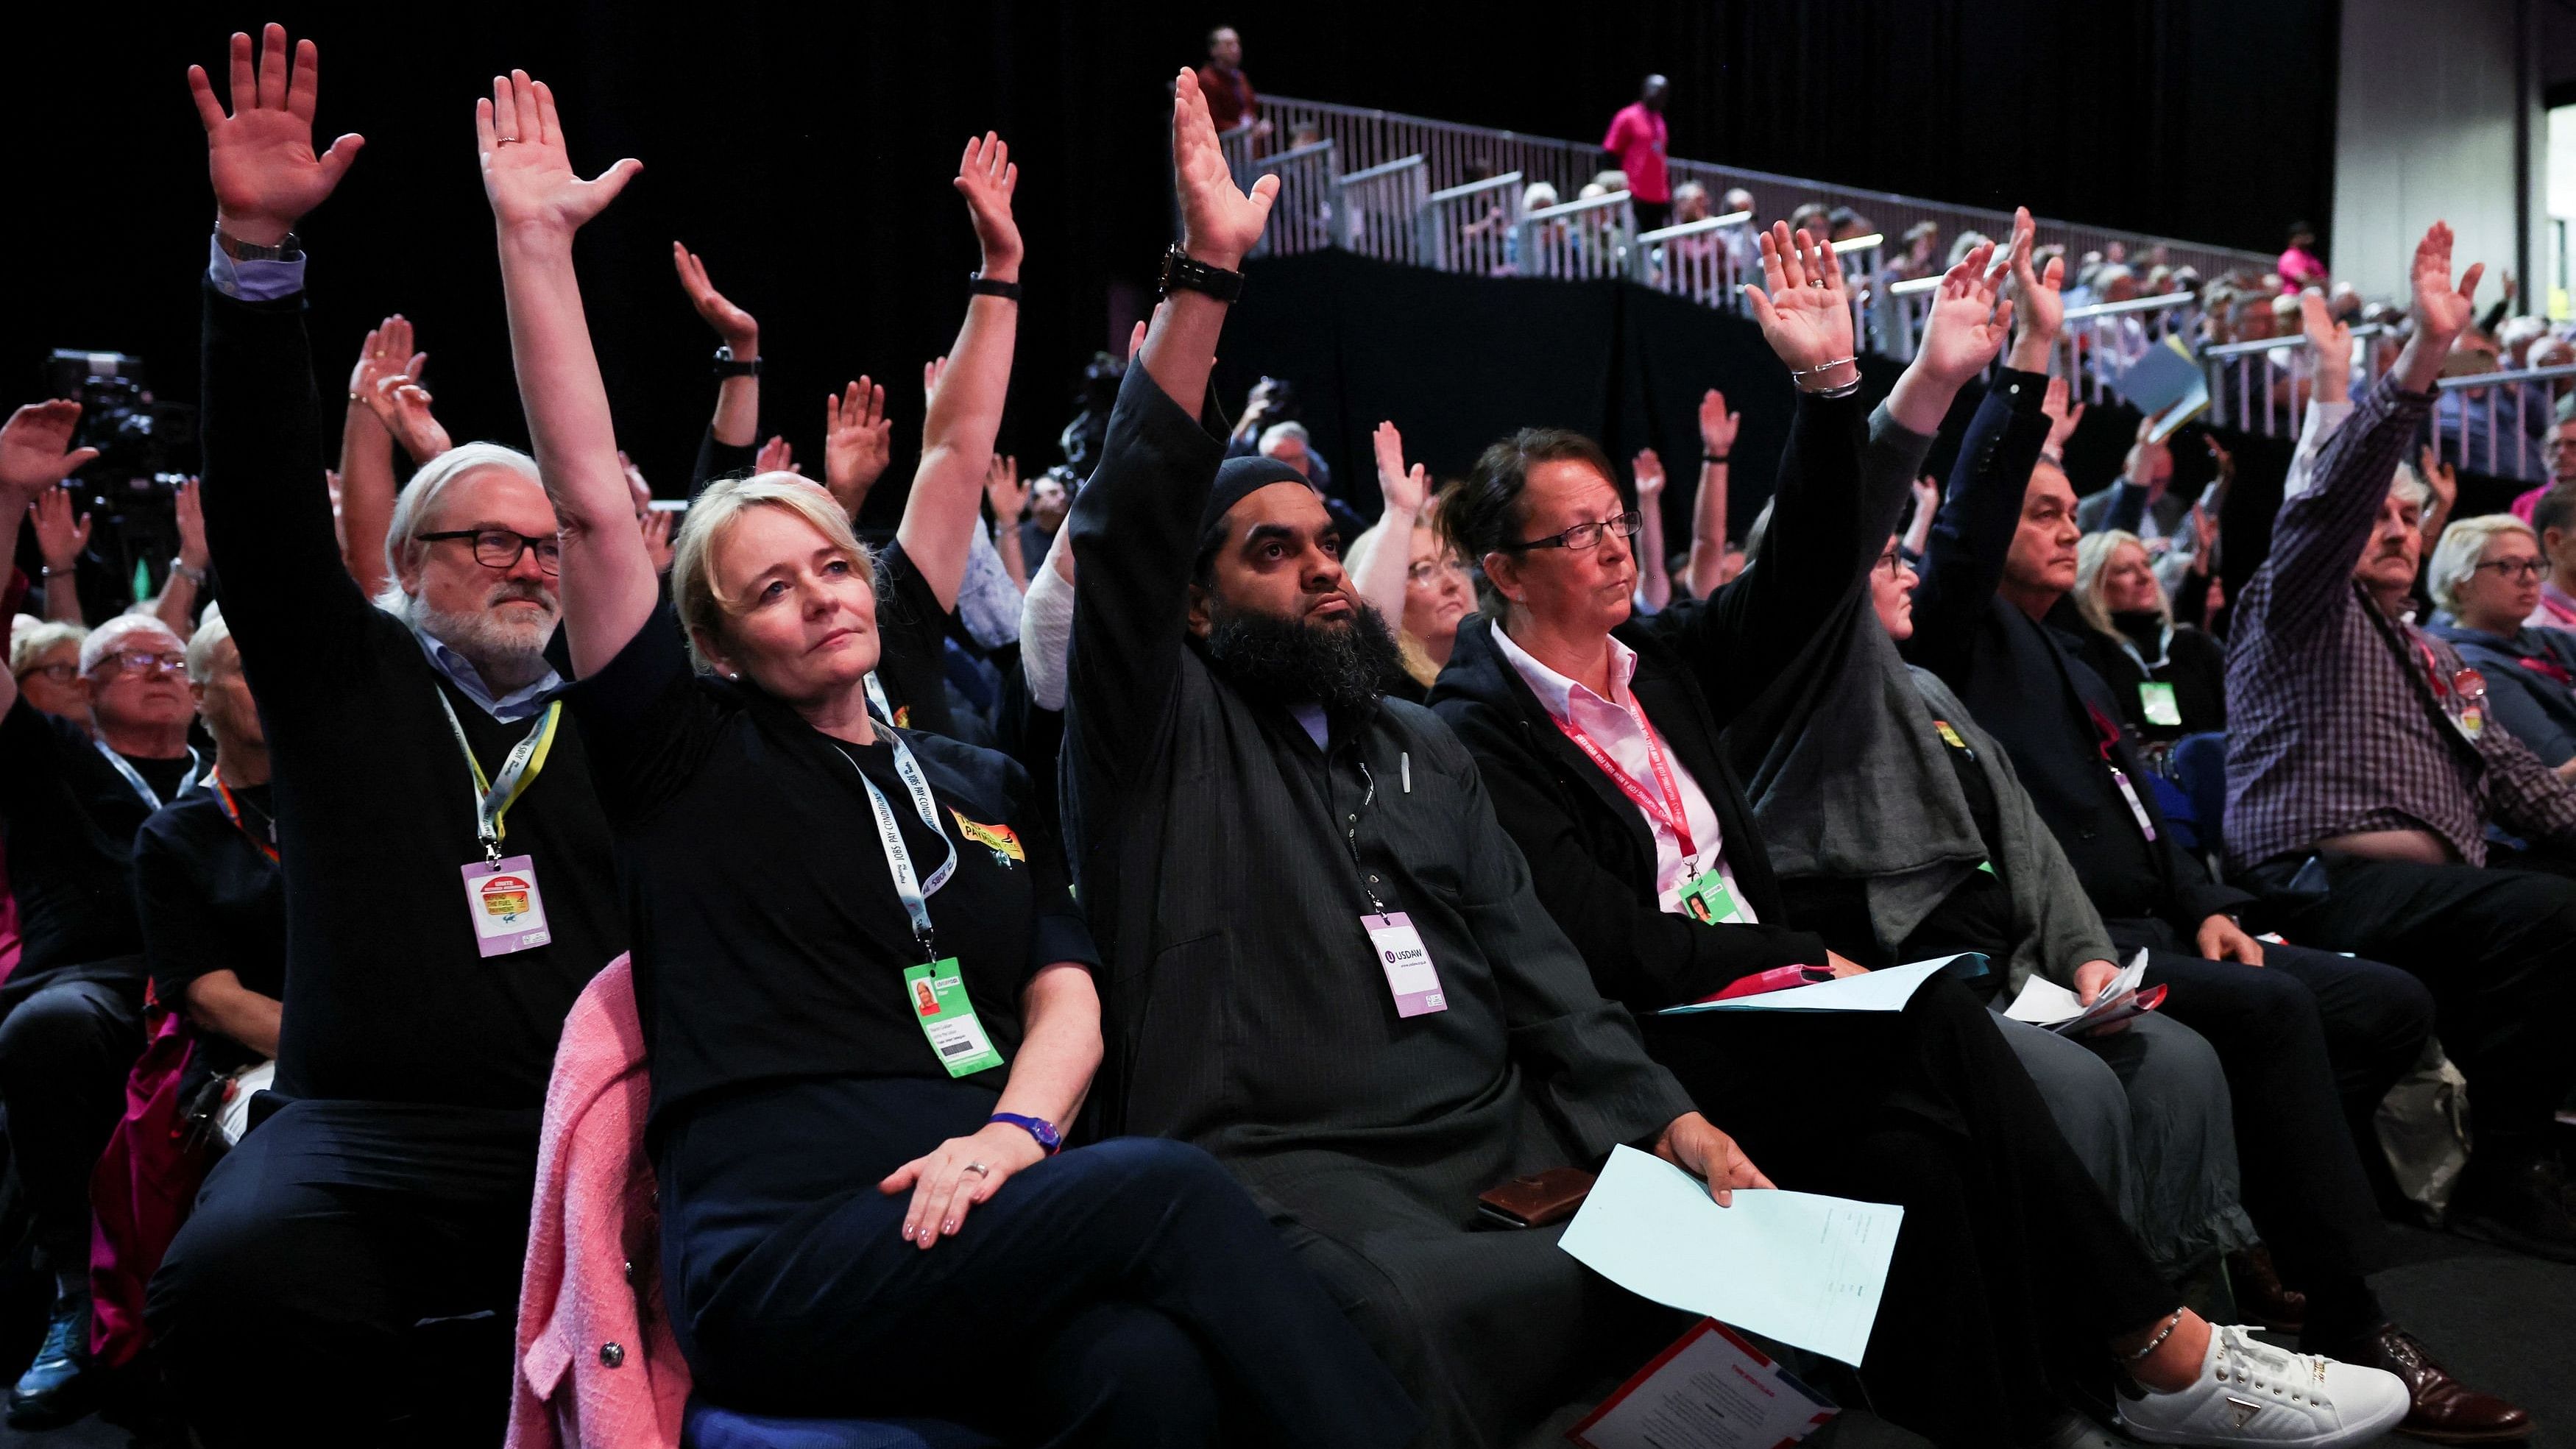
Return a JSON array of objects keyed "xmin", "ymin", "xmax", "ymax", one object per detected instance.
[
  {"xmin": 675, "ymin": 243, "xmax": 762, "ymax": 492},
  {"xmin": 478, "ymin": 69, "xmax": 651, "ymax": 679},
  {"xmin": 985, "ymin": 453, "xmax": 1030, "ymax": 590},
  {"xmin": 896, "ymin": 135, "xmax": 1024, "ymax": 610},
  {"xmin": 823, "ymin": 378, "xmax": 893, "ymax": 521},
  {"xmin": 0, "ymin": 404, "xmax": 101, "ymax": 717},
  {"xmin": 333, "ymin": 316, "xmax": 416, "ymax": 595},
  {"xmin": 1684, "ymin": 389, "xmax": 1738, "ymax": 598},
  {"xmin": 1061, "ymin": 68, "xmax": 1275, "ymax": 793},
  {"xmin": 1632, "ymin": 449, "xmax": 1671, "ymax": 610},
  {"xmin": 154, "ymin": 478, "xmax": 213, "ymax": 635},
  {"xmin": 2250, "ymin": 223, "xmax": 2476, "ymax": 646},
  {"xmin": 1350, "ymin": 420, "xmax": 1429, "ymax": 626},
  {"xmin": 29, "ymin": 484, "xmax": 91, "ymax": 625}
]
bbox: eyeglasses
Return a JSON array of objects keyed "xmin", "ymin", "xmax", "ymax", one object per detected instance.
[
  {"xmin": 93, "ymin": 650, "xmax": 187, "ymax": 678},
  {"xmin": 14, "ymin": 662, "xmax": 77, "ymax": 684},
  {"xmin": 2473, "ymin": 558, "xmax": 2548, "ymax": 581},
  {"xmin": 1504, "ymin": 511, "xmax": 1642, "ymax": 553},
  {"xmin": 1406, "ymin": 559, "xmax": 1471, "ymax": 585},
  {"xmin": 419, "ymin": 529, "xmax": 562, "ymax": 576}
]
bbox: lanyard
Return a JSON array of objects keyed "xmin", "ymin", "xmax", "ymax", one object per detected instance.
[
  {"xmin": 863, "ymin": 670, "xmax": 893, "ymax": 723},
  {"xmin": 94, "ymin": 741, "xmax": 198, "ymax": 813},
  {"xmin": 1550, "ymin": 698, "xmax": 1698, "ymax": 862},
  {"xmin": 1342, "ymin": 757, "xmax": 1386, "ymax": 913},
  {"xmin": 836, "ymin": 729, "xmax": 958, "ymax": 963},
  {"xmin": 2412, "ymin": 640, "xmax": 2485, "ymax": 708},
  {"xmin": 433, "ymin": 690, "xmax": 562, "ymax": 865},
  {"xmin": 2114, "ymin": 621, "xmax": 2173, "ymax": 677},
  {"xmin": 208, "ymin": 769, "xmax": 279, "ymax": 863}
]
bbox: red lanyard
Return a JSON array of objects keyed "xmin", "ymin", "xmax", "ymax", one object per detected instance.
[
  {"xmin": 2413, "ymin": 640, "xmax": 2485, "ymax": 706},
  {"xmin": 2082, "ymin": 700, "xmax": 2126, "ymax": 761},
  {"xmin": 1551, "ymin": 697, "xmax": 1698, "ymax": 861},
  {"xmin": 210, "ymin": 770, "xmax": 279, "ymax": 864}
]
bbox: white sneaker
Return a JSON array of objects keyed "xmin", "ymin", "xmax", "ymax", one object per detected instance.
[{"xmin": 2117, "ymin": 1324, "xmax": 2410, "ymax": 1448}]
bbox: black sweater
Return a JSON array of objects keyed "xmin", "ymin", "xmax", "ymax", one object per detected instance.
[{"xmin": 198, "ymin": 280, "xmax": 626, "ymax": 1109}]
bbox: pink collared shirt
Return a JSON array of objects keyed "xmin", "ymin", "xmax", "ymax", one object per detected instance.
[
  {"xmin": 2527, "ymin": 579, "xmax": 2576, "ymax": 632},
  {"xmin": 1491, "ymin": 626, "xmax": 1751, "ymax": 919}
]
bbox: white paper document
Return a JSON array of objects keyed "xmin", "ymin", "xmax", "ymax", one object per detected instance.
[
  {"xmin": 2003, "ymin": 949, "xmax": 2147, "ymax": 1030},
  {"xmin": 1569, "ymin": 1318, "xmax": 1839, "ymax": 1449},
  {"xmin": 1557, "ymin": 1146, "xmax": 1903, "ymax": 1366},
  {"xmin": 1655, "ymin": 954, "xmax": 1973, "ymax": 1018}
]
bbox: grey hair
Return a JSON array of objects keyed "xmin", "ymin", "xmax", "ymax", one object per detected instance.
[
  {"xmin": 371, "ymin": 442, "xmax": 546, "ymax": 619},
  {"xmin": 1256, "ymin": 420, "xmax": 1311, "ymax": 455},
  {"xmin": 2390, "ymin": 462, "xmax": 2432, "ymax": 512},
  {"xmin": 77, "ymin": 612, "xmax": 183, "ymax": 676},
  {"xmin": 2427, "ymin": 512, "xmax": 2535, "ymax": 615},
  {"xmin": 185, "ymin": 604, "xmax": 232, "ymax": 684},
  {"xmin": 10, "ymin": 618, "xmax": 85, "ymax": 676}
]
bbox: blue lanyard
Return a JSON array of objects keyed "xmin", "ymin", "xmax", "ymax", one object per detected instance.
[{"xmin": 94, "ymin": 741, "xmax": 198, "ymax": 812}]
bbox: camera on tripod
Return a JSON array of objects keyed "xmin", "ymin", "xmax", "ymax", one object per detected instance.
[{"xmin": 37, "ymin": 350, "xmax": 199, "ymax": 614}]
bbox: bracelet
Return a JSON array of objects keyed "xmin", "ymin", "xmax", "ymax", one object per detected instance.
[
  {"xmin": 1702, "ymin": 453, "xmax": 1730, "ymax": 464},
  {"xmin": 1798, "ymin": 376, "xmax": 1864, "ymax": 400},
  {"xmin": 1790, "ymin": 355, "xmax": 1858, "ymax": 379},
  {"xmin": 170, "ymin": 559, "xmax": 210, "ymax": 587},
  {"xmin": 2120, "ymin": 1309, "xmax": 2185, "ymax": 1363},
  {"xmin": 2039, "ymin": 447, "xmax": 2065, "ymax": 466},
  {"xmin": 969, "ymin": 274, "xmax": 1024, "ymax": 301},
  {"xmin": 37, "ymin": 564, "xmax": 66, "ymax": 579}
]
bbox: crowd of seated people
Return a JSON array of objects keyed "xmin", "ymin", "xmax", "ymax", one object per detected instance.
[{"xmin": 0, "ymin": 21, "xmax": 2570, "ymax": 1449}]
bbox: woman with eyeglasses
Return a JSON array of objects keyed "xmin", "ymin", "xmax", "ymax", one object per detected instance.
[
  {"xmin": 1346, "ymin": 419, "xmax": 1474, "ymax": 700},
  {"xmin": 2068, "ymin": 529, "xmax": 2228, "ymax": 748},
  {"xmin": 2426, "ymin": 512, "xmax": 2576, "ymax": 776},
  {"xmin": 10, "ymin": 620, "xmax": 90, "ymax": 726}
]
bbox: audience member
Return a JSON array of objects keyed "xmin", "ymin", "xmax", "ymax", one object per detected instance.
[
  {"xmin": 2226, "ymin": 223, "xmax": 2576, "ymax": 1269},
  {"xmin": 2278, "ymin": 223, "xmax": 2327, "ymax": 291},
  {"xmin": 1904, "ymin": 217, "xmax": 2515, "ymax": 1437},
  {"xmin": 146, "ymin": 34, "xmax": 631, "ymax": 1442},
  {"xmin": 1196, "ymin": 26, "xmax": 1262, "ymax": 135},
  {"xmin": 2528, "ymin": 487, "xmax": 2576, "ymax": 627},
  {"xmin": 1683, "ymin": 388, "xmax": 1741, "ymax": 598},
  {"xmin": 672, "ymin": 242, "xmax": 767, "ymax": 491},
  {"xmin": 2425, "ymin": 513, "xmax": 2576, "ymax": 773},
  {"xmin": 1601, "ymin": 74, "xmax": 1671, "ymax": 230},
  {"xmin": 2071, "ymin": 529, "xmax": 2227, "ymax": 745},
  {"xmin": 1016, "ymin": 465, "xmax": 1074, "ymax": 574},
  {"xmin": 1061, "ymin": 76, "xmax": 1761, "ymax": 1448},
  {"xmin": 486, "ymin": 74, "xmax": 1412, "ymax": 1441},
  {"xmin": 0, "ymin": 404, "xmax": 188, "ymax": 1428},
  {"xmin": 1350, "ymin": 420, "xmax": 1471, "ymax": 698},
  {"xmin": 1426, "ymin": 226, "xmax": 2410, "ymax": 1448},
  {"xmin": 10, "ymin": 617, "xmax": 88, "ymax": 724},
  {"xmin": 2506, "ymin": 412, "xmax": 2576, "ymax": 523}
]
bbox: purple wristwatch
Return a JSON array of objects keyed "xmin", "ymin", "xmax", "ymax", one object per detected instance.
[{"xmin": 989, "ymin": 1112, "xmax": 1062, "ymax": 1155}]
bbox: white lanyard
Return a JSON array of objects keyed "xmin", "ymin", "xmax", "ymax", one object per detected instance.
[
  {"xmin": 863, "ymin": 670, "xmax": 894, "ymax": 723},
  {"xmin": 2115, "ymin": 621, "xmax": 2173, "ymax": 677},
  {"xmin": 836, "ymin": 729, "xmax": 958, "ymax": 962},
  {"xmin": 94, "ymin": 741, "xmax": 198, "ymax": 813},
  {"xmin": 433, "ymin": 688, "xmax": 562, "ymax": 865}
]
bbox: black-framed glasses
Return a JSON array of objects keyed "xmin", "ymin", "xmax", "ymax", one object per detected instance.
[
  {"xmin": 2473, "ymin": 558, "xmax": 2547, "ymax": 581},
  {"xmin": 1504, "ymin": 511, "xmax": 1642, "ymax": 553},
  {"xmin": 15, "ymin": 662, "xmax": 77, "ymax": 684},
  {"xmin": 419, "ymin": 528, "xmax": 562, "ymax": 576}
]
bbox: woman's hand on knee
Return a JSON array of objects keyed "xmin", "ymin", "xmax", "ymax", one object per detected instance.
[{"xmin": 879, "ymin": 1122, "xmax": 1049, "ymax": 1250}]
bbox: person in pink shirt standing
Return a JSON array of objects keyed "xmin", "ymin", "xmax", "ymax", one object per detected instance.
[
  {"xmin": 1602, "ymin": 74, "xmax": 1671, "ymax": 230},
  {"xmin": 2278, "ymin": 222, "xmax": 2328, "ymax": 291}
]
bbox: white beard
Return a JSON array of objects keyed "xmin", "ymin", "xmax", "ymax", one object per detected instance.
[{"xmin": 411, "ymin": 589, "xmax": 558, "ymax": 687}]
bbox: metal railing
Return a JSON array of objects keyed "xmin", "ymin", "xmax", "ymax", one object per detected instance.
[
  {"xmin": 1881, "ymin": 276, "xmax": 1941, "ymax": 363},
  {"xmin": 1251, "ymin": 140, "xmax": 1338, "ymax": 258},
  {"xmin": 1635, "ymin": 211, "xmax": 1755, "ymax": 308},
  {"xmin": 1831, "ymin": 233, "xmax": 1883, "ymax": 344},
  {"xmin": 1518, "ymin": 189, "xmax": 1636, "ymax": 282},
  {"xmin": 1219, "ymin": 121, "xmax": 1258, "ymax": 194},
  {"xmin": 2428, "ymin": 363, "xmax": 2576, "ymax": 480},
  {"xmin": 2201, "ymin": 326, "xmax": 2393, "ymax": 440},
  {"xmin": 1421, "ymin": 171, "xmax": 1523, "ymax": 277},
  {"xmin": 1337, "ymin": 155, "xmax": 1429, "ymax": 266},
  {"xmin": 2059, "ymin": 293, "xmax": 2201, "ymax": 405}
]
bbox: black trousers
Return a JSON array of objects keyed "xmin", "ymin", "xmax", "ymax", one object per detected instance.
[
  {"xmin": 1643, "ymin": 973, "xmax": 2175, "ymax": 1448},
  {"xmin": 1632, "ymin": 199, "xmax": 1671, "ymax": 233},
  {"xmin": 662, "ymin": 1077, "xmax": 1419, "ymax": 1449},
  {"xmin": 2106, "ymin": 920, "xmax": 2433, "ymax": 1347},
  {"xmin": 2243, "ymin": 853, "xmax": 2576, "ymax": 1155},
  {"xmin": 0, "ymin": 972, "xmax": 146, "ymax": 1271},
  {"xmin": 145, "ymin": 1098, "xmax": 539, "ymax": 1448}
]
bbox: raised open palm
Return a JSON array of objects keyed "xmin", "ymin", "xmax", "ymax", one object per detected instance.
[
  {"xmin": 189, "ymin": 25, "xmax": 364, "ymax": 241},
  {"xmin": 478, "ymin": 71, "xmax": 641, "ymax": 238},
  {"xmin": 2409, "ymin": 222, "xmax": 2483, "ymax": 342},
  {"xmin": 1742, "ymin": 223, "xmax": 1855, "ymax": 376},
  {"xmin": 1172, "ymin": 68, "xmax": 1278, "ymax": 266},
  {"xmin": 953, "ymin": 133, "xmax": 1023, "ymax": 271},
  {"xmin": 1372, "ymin": 421, "xmax": 1429, "ymax": 513},
  {"xmin": 673, "ymin": 244, "xmax": 759, "ymax": 350},
  {"xmin": 0, "ymin": 402, "xmax": 99, "ymax": 502},
  {"xmin": 1917, "ymin": 241, "xmax": 2014, "ymax": 387}
]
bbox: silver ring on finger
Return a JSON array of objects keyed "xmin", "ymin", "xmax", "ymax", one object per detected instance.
[
  {"xmin": 961, "ymin": 1162, "xmax": 991, "ymax": 1177},
  {"xmin": 496, "ymin": 136, "xmax": 520, "ymax": 146}
]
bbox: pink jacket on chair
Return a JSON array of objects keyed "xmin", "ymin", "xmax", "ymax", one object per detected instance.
[{"xmin": 508, "ymin": 954, "xmax": 692, "ymax": 1449}]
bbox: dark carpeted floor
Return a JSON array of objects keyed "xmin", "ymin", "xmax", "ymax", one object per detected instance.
[{"xmin": 0, "ymin": 1222, "xmax": 2563, "ymax": 1448}]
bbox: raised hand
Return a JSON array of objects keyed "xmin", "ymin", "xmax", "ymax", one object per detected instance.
[
  {"xmin": 1698, "ymin": 388, "xmax": 1740, "ymax": 456},
  {"xmin": 31, "ymin": 486, "xmax": 92, "ymax": 573},
  {"xmin": 1172, "ymin": 68, "xmax": 1278, "ymax": 269},
  {"xmin": 2418, "ymin": 444, "xmax": 2458, "ymax": 513},
  {"xmin": 2203, "ymin": 432, "xmax": 2235, "ymax": 480},
  {"xmin": 986, "ymin": 453, "xmax": 1030, "ymax": 522},
  {"xmin": 477, "ymin": 70, "xmax": 642, "ymax": 239},
  {"xmin": 1915, "ymin": 239, "xmax": 2014, "ymax": 388},
  {"xmin": 824, "ymin": 379, "xmax": 894, "ymax": 512},
  {"xmin": 2005, "ymin": 207, "xmax": 2067, "ymax": 371},
  {"xmin": 189, "ymin": 24, "xmax": 364, "ymax": 246},
  {"xmin": 2408, "ymin": 222, "xmax": 2484, "ymax": 346},
  {"xmin": 1911, "ymin": 473, "xmax": 1940, "ymax": 519},
  {"xmin": 347, "ymin": 316, "xmax": 425, "ymax": 417},
  {"xmin": 637, "ymin": 506, "xmax": 676, "ymax": 576},
  {"xmin": 923, "ymin": 356, "xmax": 949, "ymax": 408},
  {"xmin": 174, "ymin": 478, "xmax": 211, "ymax": 572},
  {"xmin": 2298, "ymin": 288, "xmax": 2351, "ymax": 402},
  {"xmin": 953, "ymin": 132, "xmax": 1024, "ymax": 280},
  {"xmin": 2187, "ymin": 501, "xmax": 2219, "ymax": 558},
  {"xmin": 1372, "ymin": 420, "xmax": 1430, "ymax": 514},
  {"xmin": 1632, "ymin": 447, "xmax": 1667, "ymax": 500},
  {"xmin": 366, "ymin": 375, "xmax": 453, "ymax": 464},
  {"xmin": 673, "ymin": 244, "xmax": 759, "ymax": 354},
  {"xmin": 755, "ymin": 436, "xmax": 800, "ymax": 477},
  {"xmin": 1741, "ymin": 223, "xmax": 1858, "ymax": 387},
  {"xmin": 2042, "ymin": 375, "xmax": 2085, "ymax": 452},
  {"xmin": 0, "ymin": 402, "xmax": 101, "ymax": 503}
]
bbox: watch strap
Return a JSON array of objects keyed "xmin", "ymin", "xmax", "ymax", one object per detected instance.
[
  {"xmin": 216, "ymin": 229, "xmax": 302, "ymax": 263},
  {"xmin": 712, "ymin": 345, "xmax": 762, "ymax": 379},
  {"xmin": 1158, "ymin": 245, "xmax": 1245, "ymax": 304},
  {"xmin": 988, "ymin": 1111, "xmax": 1061, "ymax": 1154},
  {"xmin": 969, "ymin": 274, "xmax": 1024, "ymax": 302}
]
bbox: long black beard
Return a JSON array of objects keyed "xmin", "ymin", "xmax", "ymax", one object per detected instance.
[{"xmin": 1203, "ymin": 598, "xmax": 1403, "ymax": 716}]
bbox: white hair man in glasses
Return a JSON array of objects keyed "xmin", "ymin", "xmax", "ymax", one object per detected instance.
[{"xmin": 0, "ymin": 404, "xmax": 202, "ymax": 1426}]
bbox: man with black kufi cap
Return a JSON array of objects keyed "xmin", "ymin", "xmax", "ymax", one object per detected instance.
[{"xmin": 1058, "ymin": 67, "xmax": 1761, "ymax": 1449}]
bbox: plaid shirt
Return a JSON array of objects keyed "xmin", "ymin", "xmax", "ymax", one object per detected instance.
[{"xmin": 2224, "ymin": 376, "xmax": 2576, "ymax": 868}]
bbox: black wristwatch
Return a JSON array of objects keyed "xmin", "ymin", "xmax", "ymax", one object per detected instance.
[
  {"xmin": 969, "ymin": 273, "xmax": 1024, "ymax": 301},
  {"xmin": 1158, "ymin": 245, "xmax": 1244, "ymax": 304},
  {"xmin": 712, "ymin": 345, "xmax": 762, "ymax": 379},
  {"xmin": 216, "ymin": 229, "xmax": 302, "ymax": 263}
]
